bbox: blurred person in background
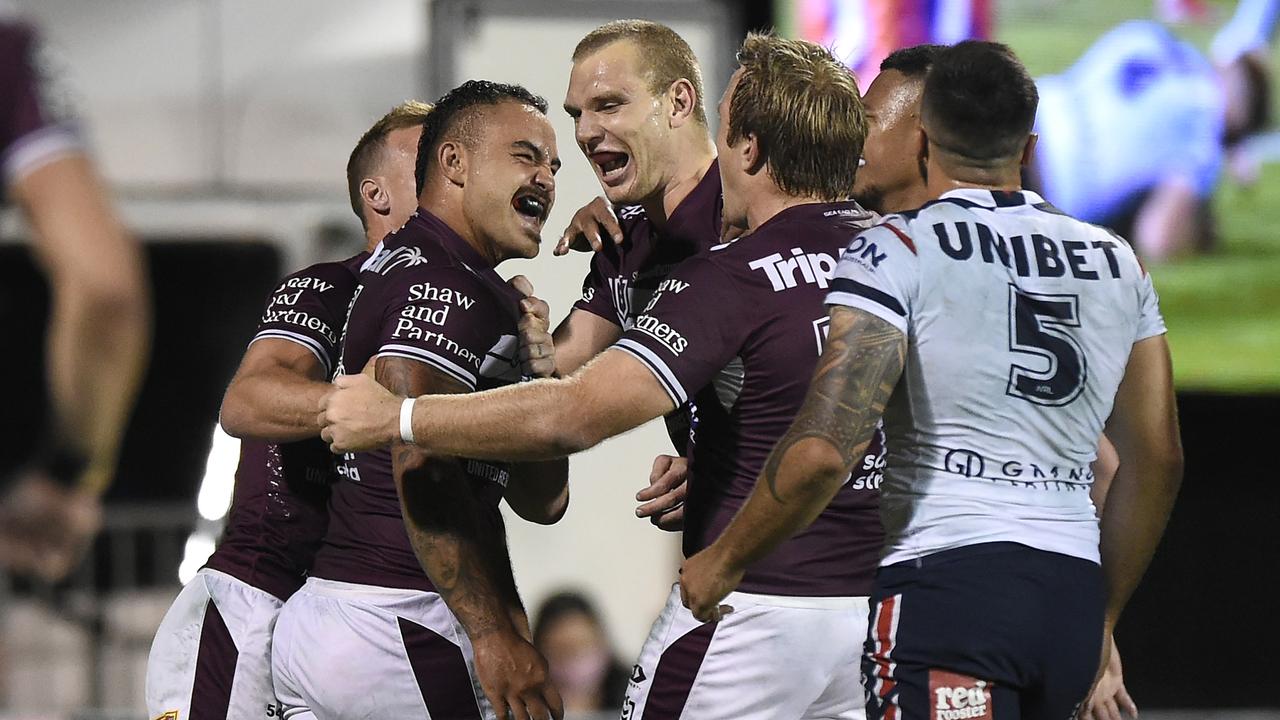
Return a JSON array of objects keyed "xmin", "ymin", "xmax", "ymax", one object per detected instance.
[
  {"xmin": 144, "ymin": 101, "xmax": 430, "ymax": 720},
  {"xmin": 532, "ymin": 591, "xmax": 630, "ymax": 717},
  {"xmin": 0, "ymin": 8, "xmax": 149, "ymax": 582},
  {"xmin": 1029, "ymin": 1, "xmax": 1275, "ymax": 261}
]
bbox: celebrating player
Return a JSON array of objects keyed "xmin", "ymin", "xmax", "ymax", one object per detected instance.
[
  {"xmin": 319, "ymin": 34, "xmax": 886, "ymax": 719},
  {"xmin": 145, "ymin": 100, "xmax": 431, "ymax": 720},
  {"xmin": 271, "ymin": 81, "xmax": 568, "ymax": 720},
  {"xmin": 680, "ymin": 41, "xmax": 1182, "ymax": 720}
]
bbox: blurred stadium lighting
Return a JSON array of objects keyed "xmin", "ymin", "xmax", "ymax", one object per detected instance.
[{"xmin": 196, "ymin": 424, "xmax": 239, "ymax": 522}]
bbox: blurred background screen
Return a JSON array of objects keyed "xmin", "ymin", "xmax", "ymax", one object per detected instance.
[{"xmin": 781, "ymin": 0, "xmax": 1280, "ymax": 393}]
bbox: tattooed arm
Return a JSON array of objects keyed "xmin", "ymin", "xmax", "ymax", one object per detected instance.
[
  {"xmin": 379, "ymin": 356, "xmax": 563, "ymax": 720},
  {"xmin": 679, "ymin": 306, "xmax": 906, "ymax": 622}
]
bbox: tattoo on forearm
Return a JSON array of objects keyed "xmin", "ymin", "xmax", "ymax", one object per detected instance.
[
  {"xmin": 762, "ymin": 309, "xmax": 905, "ymax": 502},
  {"xmin": 379, "ymin": 356, "xmax": 521, "ymax": 638}
]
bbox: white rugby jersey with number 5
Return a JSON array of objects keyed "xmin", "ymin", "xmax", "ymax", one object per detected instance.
[{"xmin": 826, "ymin": 188, "xmax": 1166, "ymax": 566}]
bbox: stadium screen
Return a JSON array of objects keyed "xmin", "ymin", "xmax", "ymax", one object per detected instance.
[{"xmin": 777, "ymin": 0, "xmax": 1280, "ymax": 392}]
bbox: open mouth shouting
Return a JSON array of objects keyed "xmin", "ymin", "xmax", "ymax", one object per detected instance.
[
  {"xmin": 512, "ymin": 186, "xmax": 551, "ymax": 228},
  {"xmin": 590, "ymin": 150, "xmax": 630, "ymax": 185}
]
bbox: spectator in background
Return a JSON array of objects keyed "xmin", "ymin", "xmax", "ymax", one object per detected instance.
[
  {"xmin": 533, "ymin": 591, "xmax": 630, "ymax": 717},
  {"xmin": 0, "ymin": 10, "xmax": 150, "ymax": 581}
]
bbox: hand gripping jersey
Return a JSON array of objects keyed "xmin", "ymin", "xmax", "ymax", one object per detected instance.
[
  {"xmin": 1034, "ymin": 20, "xmax": 1224, "ymax": 224},
  {"xmin": 309, "ymin": 209, "xmax": 526, "ymax": 591},
  {"xmin": 615, "ymin": 201, "xmax": 886, "ymax": 596},
  {"xmin": 203, "ymin": 252, "xmax": 366, "ymax": 601},
  {"xmin": 827, "ymin": 189, "xmax": 1166, "ymax": 567},
  {"xmin": 0, "ymin": 19, "xmax": 81, "ymax": 190}
]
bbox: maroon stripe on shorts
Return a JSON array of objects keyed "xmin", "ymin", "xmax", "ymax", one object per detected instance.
[
  {"xmin": 398, "ymin": 617, "xmax": 483, "ymax": 719},
  {"xmin": 640, "ymin": 621, "xmax": 719, "ymax": 719},
  {"xmin": 190, "ymin": 600, "xmax": 237, "ymax": 720}
]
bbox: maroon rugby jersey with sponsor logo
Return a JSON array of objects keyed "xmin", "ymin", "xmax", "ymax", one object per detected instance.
[
  {"xmin": 574, "ymin": 161, "xmax": 722, "ymax": 452},
  {"xmin": 203, "ymin": 252, "xmax": 366, "ymax": 601},
  {"xmin": 309, "ymin": 209, "xmax": 525, "ymax": 591},
  {"xmin": 1, "ymin": 20, "xmax": 81, "ymax": 189},
  {"xmin": 614, "ymin": 201, "xmax": 886, "ymax": 597}
]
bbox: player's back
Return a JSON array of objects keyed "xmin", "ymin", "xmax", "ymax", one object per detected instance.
[
  {"xmin": 830, "ymin": 189, "xmax": 1166, "ymax": 566},
  {"xmin": 310, "ymin": 210, "xmax": 524, "ymax": 591},
  {"xmin": 617, "ymin": 201, "xmax": 885, "ymax": 596}
]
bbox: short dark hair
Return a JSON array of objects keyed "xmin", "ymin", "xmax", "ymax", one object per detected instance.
[
  {"xmin": 880, "ymin": 44, "xmax": 946, "ymax": 78},
  {"xmin": 415, "ymin": 80, "xmax": 549, "ymax": 195},
  {"xmin": 921, "ymin": 41, "xmax": 1039, "ymax": 165},
  {"xmin": 573, "ymin": 20, "xmax": 707, "ymax": 126},
  {"xmin": 346, "ymin": 101, "xmax": 433, "ymax": 227},
  {"xmin": 729, "ymin": 33, "xmax": 867, "ymax": 201}
]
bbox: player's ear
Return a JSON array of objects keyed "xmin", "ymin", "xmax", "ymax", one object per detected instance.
[
  {"xmin": 667, "ymin": 78, "xmax": 698, "ymax": 129},
  {"xmin": 438, "ymin": 140, "xmax": 467, "ymax": 187},
  {"xmin": 1021, "ymin": 133, "xmax": 1039, "ymax": 169},
  {"xmin": 741, "ymin": 132, "xmax": 766, "ymax": 176},
  {"xmin": 361, "ymin": 178, "xmax": 390, "ymax": 217}
]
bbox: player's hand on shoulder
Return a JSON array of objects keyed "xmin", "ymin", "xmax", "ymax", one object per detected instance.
[
  {"xmin": 318, "ymin": 373, "xmax": 401, "ymax": 453},
  {"xmin": 509, "ymin": 276, "xmax": 557, "ymax": 379},
  {"xmin": 1080, "ymin": 634, "xmax": 1137, "ymax": 720},
  {"xmin": 636, "ymin": 454, "xmax": 687, "ymax": 531},
  {"xmin": 554, "ymin": 196, "xmax": 622, "ymax": 256},
  {"xmin": 678, "ymin": 546, "xmax": 741, "ymax": 625},
  {"xmin": 472, "ymin": 631, "xmax": 564, "ymax": 720}
]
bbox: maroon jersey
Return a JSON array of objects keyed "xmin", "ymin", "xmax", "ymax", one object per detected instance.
[
  {"xmin": 614, "ymin": 201, "xmax": 886, "ymax": 597},
  {"xmin": 574, "ymin": 161, "xmax": 722, "ymax": 451},
  {"xmin": 574, "ymin": 160, "xmax": 723, "ymax": 329},
  {"xmin": 204, "ymin": 252, "xmax": 366, "ymax": 601},
  {"xmin": 310, "ymin": 209, "xmax": 524, "ymax": 591},
  {"xmin": 0, "ymin": 21, "xmax": 80, "ymax": 190}
]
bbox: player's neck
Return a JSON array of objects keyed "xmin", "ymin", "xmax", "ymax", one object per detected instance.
[
  {"xmin": 745, "ymin": 186, "xmax": 825, "ymax": 231},
  {"xmin": 927, "ymin": 148, "xmax": 1025, "ymax": 197},
  {"xmin": 421, "ymin": 195, "xmax": 502, "ymax": 267},
  {"xmin": 880, "ymin": 183, "xmax": 933, "ymax": 215},
  {"xmin": 641, "ymin": 135, "xmax": 716, "ymax": 231}
]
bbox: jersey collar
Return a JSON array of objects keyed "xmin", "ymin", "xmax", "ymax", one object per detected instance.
[
  {"xmin": 938, "ymin": 188, "xmax": 1047, "ymax": 208},
  {"xmin": 408, "ymin": 208, "xmax": 495, "ymax": 270}
]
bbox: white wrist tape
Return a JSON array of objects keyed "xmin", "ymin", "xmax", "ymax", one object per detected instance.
[{"xmin": 400, "ymin": 397, "xmax": 417, "ymax": 444}]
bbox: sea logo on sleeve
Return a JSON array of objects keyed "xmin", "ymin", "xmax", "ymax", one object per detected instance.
[
  {"xmin": 153, "ymin": 713, "xmax": 179, "ymax": 720},
  {"xmin": 929, "ymin": 670, "xmax": 993, "ymax": 720},
  {"xmin": 368, "ymin": 246, "xmax": 429, "ymax": 275}
]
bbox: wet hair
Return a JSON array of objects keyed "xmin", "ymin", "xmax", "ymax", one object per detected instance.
[
  {"xmin": 415, "ymin": 80, "xmax": 548, "ymax": 195},
  {"xmin": 346, "ymin": 101, "xmax": 433, "ymax": 227},
  {"xmin": 880, "ymin": 44, "xmax": 946, "ymax": 79},
  {"xmin": 573, "ymin": 19, "xmax": 707, "ymax": 126},
  {"xmin": 728, "ymin": 33, "xmax": 867, "ymax": 200},
  {"xmin": 921, "ymin": 41, "xmax": 1039, "ymax": 165}
]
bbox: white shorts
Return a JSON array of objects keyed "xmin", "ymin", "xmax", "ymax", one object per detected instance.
[
  {"xmin": 145, "ymin": 568, "xmax": 284, "ymax": 720},
  {"xmin": 270, "ymin": 577, "xmax": 493, "ymax": 720},
  {"xmin": 623, "ymin": 584, "xmax": 869, "ymax": 720}
]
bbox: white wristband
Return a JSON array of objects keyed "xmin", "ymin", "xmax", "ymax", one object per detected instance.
[{"xmin": 400, "ymin": 397, "xmax": 417, "ymax": 444}]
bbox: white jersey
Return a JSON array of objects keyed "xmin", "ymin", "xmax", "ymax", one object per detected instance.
[
  {"xmin": 1034, "ymin": 20, "xmax": 1224, "ymax": 223},
  {"xmin": 827, "ymin": 188, "xmax": 1166, "ymax": 566}
]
